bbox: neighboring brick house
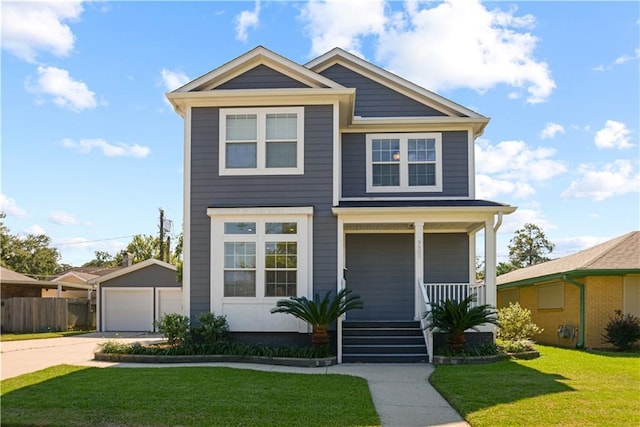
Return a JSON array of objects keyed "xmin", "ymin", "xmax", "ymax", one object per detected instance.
[
  {"xmin": 497, "ymin": 231, "xmax": 640, "ymax": 349},
  {"xmin": 167, "ymin": 46, "xmax": 516, "ymax": 362}
]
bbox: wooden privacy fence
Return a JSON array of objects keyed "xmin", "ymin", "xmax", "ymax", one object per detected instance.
[{"xmin": 1, "ymin": 298, "xmax": 96, "ymax": 333}]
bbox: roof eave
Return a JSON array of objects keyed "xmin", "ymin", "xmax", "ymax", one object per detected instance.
[{"xmin": 497, "ymin": 268, "xmax": 640, "ymax": 288}]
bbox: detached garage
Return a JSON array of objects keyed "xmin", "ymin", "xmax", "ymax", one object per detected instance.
[{"xmin": 91, "ymin": 259, "xmax": 182, "ymax": 332}]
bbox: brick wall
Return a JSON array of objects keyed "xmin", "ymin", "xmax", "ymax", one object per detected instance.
[{"xmin": 585, "ymin": 276, "xmax": 623, "ymax": 349}]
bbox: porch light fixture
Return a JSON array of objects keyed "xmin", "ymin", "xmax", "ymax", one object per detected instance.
[{"xmin": 393, "ymin": 151, "xmax": 400, "ymax": 161}]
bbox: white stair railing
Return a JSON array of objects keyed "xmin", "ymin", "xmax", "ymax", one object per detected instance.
[{"xmin": 418, "ymin": 280, "xmax": 433, "ymax": 363}]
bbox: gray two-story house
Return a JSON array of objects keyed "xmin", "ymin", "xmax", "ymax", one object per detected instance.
[{"xmin": 167, "ymin": 46, "xmax": 516, "ymax": 362}]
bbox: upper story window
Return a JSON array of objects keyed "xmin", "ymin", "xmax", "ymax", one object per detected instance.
[
  {"xmin": 365, "ymin": 133, "xmax": 442, "ymax": 192},
  {"xmin": 219, "ymin": 107, "xmax": 304, "ymax": 175}
]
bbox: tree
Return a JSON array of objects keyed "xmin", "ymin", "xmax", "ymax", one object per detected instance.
[
  {"xmin": 1, "ymin": 212, "xmax": 61, "ymax": 279},
  {"xmin": 82, "ymin": 250, "xmax": 117, "ymax": 267},
  {"xmin": 497, "ymin": 261, "xmax": 517, "ymax": 276},
  {"xmin": 507, "ymin": 223, "xmax": 555, "ymax": 269}
]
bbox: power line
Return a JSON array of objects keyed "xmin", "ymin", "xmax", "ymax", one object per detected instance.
[{"xmin": 50, "ymin": 235, "xmax": 137, "ymax": 247}]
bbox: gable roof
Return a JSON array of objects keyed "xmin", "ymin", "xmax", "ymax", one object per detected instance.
[
  {"xmin": 497, "ymin": 231, "xmax": 640, "ymax": 286},
  {"xmin": 1, "ymin": 266, "xmax": 38, "ymax": 282},
  {"xmin": 305, "ymin": 47, "xmax": 486, "ymax": 120},
  {"xmin": 88, "ymin": 258, "xmax": 177, "ymax": 285},
  {"xmin": 174, "ymin": 46, "xmax": 345, "ymax": 92},
  {"xmin": 52, "ymin": 270, "xmax": 99, "ymax": 282}
]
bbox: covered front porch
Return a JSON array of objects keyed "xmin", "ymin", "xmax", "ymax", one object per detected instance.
[{"xmin": 333, "ymin": 203, "xmax": 515, "ymax": 362}]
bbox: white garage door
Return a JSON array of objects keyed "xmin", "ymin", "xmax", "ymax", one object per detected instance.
[
  {"xmin": 156, "ymin": 288, "xmax": 183, "ymax": 321},
  {"xmin": 102, "ymin": 288, "xmax": 153, "ymax": 331}
]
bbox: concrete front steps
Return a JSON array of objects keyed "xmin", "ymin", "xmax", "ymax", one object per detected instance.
[{"xmin": 342, "ymin": 320, "xmax": 429, "ymax": 363}]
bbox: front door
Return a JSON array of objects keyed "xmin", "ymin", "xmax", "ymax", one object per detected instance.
[{"xmin": 345, "ymin": 233, "xmax": 414, "ymax": 321}]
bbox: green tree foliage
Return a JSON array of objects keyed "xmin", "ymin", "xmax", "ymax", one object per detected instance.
[
  {"xmin": 602, "ymin": 310, "xmax": 640, "ymax": 351},
  {"xmin": 507, "ymin": 223, "xmax": 555, "ymax": 269},
  {"xmin": 0, "ymin": 212, "xmax": 61, "ymax": 279},
  {"xmin": 497, "ymin": 261, "xmax": 518, "ymax": 276},
  {"xmin": 82, "ymin": 250, "xmax": 117, "ymax": 267}
]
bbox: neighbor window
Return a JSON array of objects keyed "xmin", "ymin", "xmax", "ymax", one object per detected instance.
[
  {"xmin": 220, "ymin": 107, "xmax": 304, "ymax": 175},
  {"xmin": 538, "ymin": 283, "xmax": 564, "ymax": 309},
  {"xmin": 366, "ymin": 133, "xmax": 442, "ymax": 192}
]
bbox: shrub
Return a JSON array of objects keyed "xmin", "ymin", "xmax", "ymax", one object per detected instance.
[
  {"xmin": 497, "ymin": 338, "xmax": 536, "ymax": 353},
  {"xmin": 426, "ymin": 294, "xmax": 497, "ymax": 353},
  {"xmin": 602, "ymin": 310, "xmax": 640, "ymax": 351},
  {"xmin": 497, "ymin": 302, "xmax": 543, "ymax": 341},
  {"xmin": 194, "ymin": 312, "xmax": 230, "ymax": 344},
  {"xmin": 154, "ymin": 313, "xmax": 191, "ymax": 346}
]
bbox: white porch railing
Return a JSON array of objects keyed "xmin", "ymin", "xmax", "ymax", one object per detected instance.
[
  {"xmin": 419, "ymin": 281, "xmax": 487, "ymax": 363},
  {"xmin": 337, "ymin": 278, "xmax": 346, "ymax": 364},
  {"xmin": 424, "ymin": 282, "xmax": 486, "ymax": 307}
]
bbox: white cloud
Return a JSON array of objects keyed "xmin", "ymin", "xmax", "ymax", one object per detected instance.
[
  {"xmin": 500, "ymin": 207, "xmax": 555, "ymax": 234},
  {"xmin": 474, "ymin": 139, "xmax": 565, "ymax": 200},
  {"xmin": 475, "ymin": 175, "xmax": 535, "ymax": 200},
  {"xmin": 62, "ymin": 138, "xmax": 151, "ymax": 158},
  {"xmin": 561, "ymin": 160, "xmax": 640, "ymax": 201},
  {"xmin": 476, "ymin": 139, "xmax": 566, "ymax": 181},
  {"xmin": 48, "ymin": 210, "xmax": 79, "ymax": 226},
  {"xmin": 301, "ymin": 0, "xmax": 556, "ymax": 103},
  {"xmin": 235, "ymin": 1, "xmax": 261, "ymax": 42},
  {"xmin": 554, "ymin": 235, "xmax": 610, "ymax": 257},
  {"xmin": 26, "ymin": 224, "xmax": 47, "ymax": 235},
  {"xmin": 594, "ymin": 120, "xmax": 634, "ymax": 149},
  {"xmin": 27, "ymin": 66, "xmax": 97, "ymax": 111},
  {"xmin": 540, "ymin": 122, "xmax": 565, "ymax": 140},
  {"xmin": 1, "ymin": 1, "xmax": 83, "ymax": 62},
  {"xmin": 161, "ymin": 68, "xmax": 190, "ymax": 91},
  {"xmin": 0, "ymin": 194, "xmax": 28, "ymax": 218},
  {"xmin": 301, "ymin": 0, "xmax": 386, "ymax": 56},
  {"xmin": 594, "ymin": 48, "xmax": 640, "ymax": 71}
]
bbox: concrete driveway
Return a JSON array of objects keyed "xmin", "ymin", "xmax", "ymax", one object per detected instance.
[{"xmin": 1, "ymin": 332, "xmax": 164, "ymax": 380}]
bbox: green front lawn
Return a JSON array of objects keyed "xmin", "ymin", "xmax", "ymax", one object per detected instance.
[
  {"xmin": 1, "ymin": 331, "xmax": 94, "ymax": 342},
  {"xmin": 431, "ymin": 345, "xmax": 640, "ymax": 426},
  {"xmin": 1, "ymin": 365, "xmax": 380, "ymax": 427}
]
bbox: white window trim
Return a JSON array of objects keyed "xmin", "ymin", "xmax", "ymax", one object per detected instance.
[
  {"xmin": 365, "ymin": 132, "xmax": 443, "ymax": 193},
  {"xmin": 219, "ymin": 107, "xmax": 304, "ymax": 176}
]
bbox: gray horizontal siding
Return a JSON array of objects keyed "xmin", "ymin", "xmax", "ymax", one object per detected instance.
[
  {"xmin": 342, "ymin": 131, "xmax": 469, "ymax": 198},
  {"xmin": 320, "ymin": 64, "xmax": 446, "ymax": 117},
  {"xmin": 345, "ymin": 234, "xmax": 415, "ymax": 320},
  {"xmin": 189, "ymin": 105, "xmax": 336, "ymax": 320},
  {"xmin": 99, "ymin": 264, "xmax": 179, "ymax": 288},
  {"xmin": 216, "ymin": 64, "xmax": 309, "ymax": 89},
  {"xmin": 424, "ymin": 233, "xmax": 469, "ymax": 283}
]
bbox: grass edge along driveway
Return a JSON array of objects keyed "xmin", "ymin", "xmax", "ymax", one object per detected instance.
[
  {"xmin": 1, "ymin": 365, "xmax": 380, "ymax": 427},
  {"xmin": 430, "ymin": 345, "xmax": 640, "ymax": 427}
]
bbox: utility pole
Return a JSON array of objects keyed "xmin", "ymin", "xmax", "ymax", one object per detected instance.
[{"xmin": 159, "ymin": 208, "xmax": 165, "ymax": 262}]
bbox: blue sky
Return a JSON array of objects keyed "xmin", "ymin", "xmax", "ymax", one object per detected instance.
[{"xmin": 1, "ymin": 0, "xmax": 638, "ymax": 267}]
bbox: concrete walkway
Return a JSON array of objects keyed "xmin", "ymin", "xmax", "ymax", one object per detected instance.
[{"xmin": 2, "ymin": 333, "xmax": 469, "ymax": 427}]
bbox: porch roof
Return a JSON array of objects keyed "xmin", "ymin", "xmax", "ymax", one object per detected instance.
[{"xmin": 337, "ymin": 199, "xmax": 512, "ymax": 208}]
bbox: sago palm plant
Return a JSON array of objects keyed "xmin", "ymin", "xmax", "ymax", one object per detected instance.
[
  {"xmin": 427, "ymin": 294, "xmax": 497, "ymax": 353},
  {"xmin": 271, "ymin": 288, "xmax": 363, "ymax": 349}
]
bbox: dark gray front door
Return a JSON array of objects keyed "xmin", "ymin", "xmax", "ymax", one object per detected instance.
[{"xmin": 345, "ymin": 233, "xmax": 414, "ymax": 321}]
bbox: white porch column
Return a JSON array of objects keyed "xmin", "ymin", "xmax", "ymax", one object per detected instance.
[
  {"xmin": 484, "ymin": 218, "xmax": 497, "ymax": 308},
  {"xmin": 414, "ymin": 221, "xmax": 424, "ymax": 320},
  {"xmin": 468, "ymin": 233, "xmax": 476, "ymax": 286},
  {"xmin": 336, "ymin": 217, "xmax": 345, "ymax": 364}
]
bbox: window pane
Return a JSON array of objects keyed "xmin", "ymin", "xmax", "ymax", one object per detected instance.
[
  {"xmin": 224, "ymin": 222, "xmax": 256, "ymax": 234},
  {"xmin": 265, "ymin": 242, "xmax": 297, "ymax": 297},
  {"xmin": 266, "ymin": 113, "xmax": 297, "ymax": 140},
  {"xmin": 266, "ymin": 142, "xmax": 297, "ymax": 168},
  {"xmin": 409, "ymin": 164, "xmax": 435, "ymax": 186},
  {"xmin": 226, "ymin": 143, "xmax": 256, "ymax": 168},
  {"xmin": 224, "ymin": 271, "xmax": 256, "ymax": 297},
  {"xmin": 226, "ymin": 114, "xmax": 257, "ymax": 141},
  {"xmin": 224, "ymin": 242, "xmax": 256, "ymax": 269},
  {"xmin": 371, "ymin": 138, "xmax": 400, "ymax": 163},
  {"xmin": 372, "ymin": 164, "xmax": 400, "ymax": 186},
  {"xmin": 265, "ymin": 222, "xmax": 297, "ymax": 234}
]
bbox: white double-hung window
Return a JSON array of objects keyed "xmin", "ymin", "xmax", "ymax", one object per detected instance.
[
  {"xmin": 366, "ymin": 133, "xmax": 442, "ymax": 192},
  {"xmin": 219, "ymin": 107, "xmax": 304, "ymax": 175}
]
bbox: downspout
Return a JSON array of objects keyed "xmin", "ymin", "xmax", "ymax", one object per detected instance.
[
  {"xmin": 562, "ymin": 275, "xmax": 585, "ymax": 348},
  {"xmin": 493, "ymin": 211, "xmax": 503, "ymax": 233}
]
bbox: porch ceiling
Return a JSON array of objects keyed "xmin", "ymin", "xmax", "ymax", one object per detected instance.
[{"xmin": 344, "ymin": 222, "xmax": 483, "ymax": 232}]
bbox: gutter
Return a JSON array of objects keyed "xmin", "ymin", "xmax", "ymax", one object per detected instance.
[{"xmin": 562, "ymin": 274, "xmax": 585, "ymax": 348}]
